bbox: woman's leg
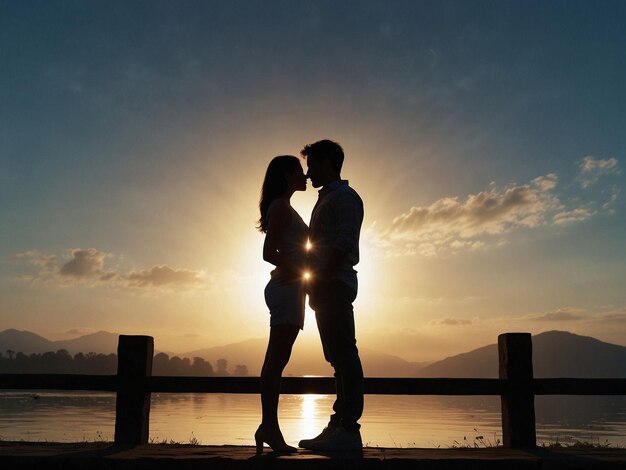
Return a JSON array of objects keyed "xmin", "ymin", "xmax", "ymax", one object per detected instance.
[{"xmin": 260, "ymin": 324, "xmax": 300, "ymax": 431}]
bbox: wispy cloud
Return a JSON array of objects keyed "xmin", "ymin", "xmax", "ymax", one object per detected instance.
[
  {"xmin": 371, "ymin": 158, "xmax": 621, "ymax": 257},
  {"xmin": 124, "ymin": 265, "xmax": 206, "ymax": 288},
  {"xmin": 64, "ymin": 328, "xmax": 98, "ymax": 336},
  {"xmin": 578, "ymin": 156, "xmax": 621, "ymax": 188},
  {"xmin": 602, "ymin": 186, "xmax": 620, "ymax": 212},
  {"xmin": 530, "ymin": 309, "xmax": 585, "ymax": 322},
  {"xmin": 517, "ymin": 306, "xmax": 626, "ymax": 327},
  {"xmin": 14, "ymin": 248, "xmax": 210, "ymax": 293},
  {"xmin": 596, "ymin": 311, "xmax": 626, "ymax": 324},
  {"xmin": 14, "ymin": 250, "xmax": 58, "ymax": 268},
  {"xmin": 552, "ymin": 208, "xmax": 593, "ymax": 225},
  {"xmin": 430, "ymin": 317, "xmax": 472, "ymax": 326}
]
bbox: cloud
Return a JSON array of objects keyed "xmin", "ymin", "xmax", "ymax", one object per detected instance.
[
  {"xmin": 16, "ymin": 248, "xmax": 113, "ymax": 285},
  {"xmin": 372, "ymin": 156, "xmax": 622, "ymax": 257},
  {"xmin": 578, "ymin": 156, "xmax": 621, "ymax": 188},
  {"xmin": 59, "ymin": 248, "xmax": 110, "ymax": 278},
  {"xmin": 553, "ymin": 208, "xmax": 593, "ymax": 225},
  {"xmin": 431, "ymin": 318, "xmax": 472, "ymax": 326},
  {"xmin": 518, "ymin": 307, "xmax": 626, "ymax": 326},
  {"xmin": 597, "ymin": 311, "xmax": 626, "ymax": 324},
  {"xmin": 532, "ymin": 310, "xmax": 584, "ymax": 322},
  {"xmin": 14, "ymin": 250, "xmax": 58, "ymax": 268},
  {"xmin": 381, "ymin": 174, "xmax": 562, "ymax": 256},
  {"xmin": 14, "ymin": 248, "xmax": 209, "ymax": 293},
  {"xmin": 124, "ymin": 265, "xmax": 206, "ymax": 288},
  {"xmin": 64, "ymin": 328, "xmax": 97, "ymax": 336},
  {"xmin": 602, "ymin": 186, "xmax": 620, "ymax": 212}
]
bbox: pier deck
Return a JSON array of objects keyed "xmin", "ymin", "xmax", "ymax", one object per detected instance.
[{"xmin": 1, "ymin": 442, "xmax": 625, "ymax": 469}]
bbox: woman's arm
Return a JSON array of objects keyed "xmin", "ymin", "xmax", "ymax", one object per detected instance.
[{"xmin": 263, "ymin": 200, "xmax": 304, "ymax": 280}]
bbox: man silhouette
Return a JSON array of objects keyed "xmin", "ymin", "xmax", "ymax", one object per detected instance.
[{"xmin": 299, "ymin": 139, "xmax": 364, "ymax": 451}]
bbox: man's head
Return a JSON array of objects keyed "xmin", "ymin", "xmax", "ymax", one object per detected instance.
[{"xmin": 301, "ymin": 139, "xmax": 344, "ymax": 188}]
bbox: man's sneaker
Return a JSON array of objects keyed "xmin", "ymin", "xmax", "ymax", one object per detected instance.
[
  {"xmin": 298, "ymin": 425, "xmax": 337, "ymax": 449},
  {"xmin": 308, "ymin": 427, "xmax": 362, "ymax": 451}
]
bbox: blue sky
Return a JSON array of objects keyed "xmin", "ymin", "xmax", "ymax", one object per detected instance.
[{"xmin": 1, "ymin": 1, "xmax": 625, "ymax": 358}]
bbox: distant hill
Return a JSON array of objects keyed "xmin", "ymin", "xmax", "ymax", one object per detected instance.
[
  {"xmin": 183, "ymin": 337, "xmax": 425, "ymax": 377},
  {"xmin": 184, "ymin": 338, "xmax": 271, "ymax": 374},
  {"xmin": 418, "ymin": 331, "xmax": 626, "ymax": 378},
  {"xmin": 53, "ymin": 331, "xmax": 120, "ymax": 354},
  {"xmin": 0, "ymin": 329, "xmax": 54, "ymax": 354},
  {"xmin": 0, "ymin": 329, "xmax": 119, "ymax": 355}
]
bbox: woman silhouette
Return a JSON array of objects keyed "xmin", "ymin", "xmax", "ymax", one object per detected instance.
[{"xmin": 255, "ymin": 155, "xmax": 309, "ymax": 453}]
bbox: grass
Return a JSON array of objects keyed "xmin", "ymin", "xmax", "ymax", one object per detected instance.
[
  {"xmin": 357, "ymin": 428, "xmax": 624, "ymax": 450},
  {"xmin": 540, "ymin": 437, "xmax": 620, "ymax": 449},
  {"xmin": 450, "ymin": 429, "xmax": 501, "ymax": 449},
  {"xmin": 448, "ymin": 429, "xmax": 624, "ymax": 450},
  {"xmin": 149, "ymin": 432, "xmax": 201, "ymax": 446}
]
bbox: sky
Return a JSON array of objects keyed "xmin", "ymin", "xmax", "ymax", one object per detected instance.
[{"xmin": 1, "ymin": 0, "xmax": 625, "ymax": 361}]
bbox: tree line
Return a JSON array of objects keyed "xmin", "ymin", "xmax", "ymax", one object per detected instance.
[{"xmin": 0, "ymin": 349, "xmax": 248, "ymax": 376}]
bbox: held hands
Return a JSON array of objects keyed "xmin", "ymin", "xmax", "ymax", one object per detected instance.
[
  {"xmin": 304, "ymin": 263, "xmax": 337, "ymax": 287},
  {"xmin": 288, "ymin": 245, "xmax": 344, "ymax": 287},
  {"xmin": 282, "ymin": 262, "xmax": 312, "ymax": 284}
]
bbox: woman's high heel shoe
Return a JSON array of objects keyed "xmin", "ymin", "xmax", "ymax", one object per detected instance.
[{"xmin": 254, "ymin": 426, "xmax": 297, "ymax": 454}]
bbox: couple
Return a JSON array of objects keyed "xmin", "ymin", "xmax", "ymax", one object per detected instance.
[{"xmin": 255, "ymin": 139, "xmax": 365, "ymax": 453}]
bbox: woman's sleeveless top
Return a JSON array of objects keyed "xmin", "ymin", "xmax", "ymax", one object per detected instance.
[{"xmin": 267, "ymin": 200, "xmax": 309, "ymax": 282}]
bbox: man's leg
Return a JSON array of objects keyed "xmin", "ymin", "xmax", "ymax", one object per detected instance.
[
  {"xmin": 314, "ymin": 280, "xmax": 363, "ymax": 430},
  {"xmin": 314, "ymin": 288, "xmax": 344, "ymax": 428},
  {"xmin": 328, "ymin": 280, "xmax": 363, "ymax": 432},
  {"xmin": 305, "ymin": 280, "xmax": 364, "ymax": 450},
  {"xmin": 298, "ymin": 284, "xmax": 343, "ymax": 449}
]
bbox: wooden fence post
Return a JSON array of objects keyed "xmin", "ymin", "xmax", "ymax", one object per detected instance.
[
  {"xmin": 114, "ymin": 335, "xmax": 154, "ymax": 445},
  {"xmin": 498, "ymin": 333, "xmax": 536, "ymax": 448}
]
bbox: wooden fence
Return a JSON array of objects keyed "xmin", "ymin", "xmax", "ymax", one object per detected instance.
[{"xmin": 1, "ymin": 333, "xmax": 625, "ymax": 449}]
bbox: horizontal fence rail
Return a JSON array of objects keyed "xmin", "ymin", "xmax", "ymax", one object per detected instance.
[
  {"xmin": 1, "ymin": 333, "xmax": 625, "ymax": 449},
  {"xmin": 2, "ymin": 375, "xmax": 625, "ymax": 396},
  {"xmin": 532, "ymin": 378, "xmax": 626, "ymax": 395}
]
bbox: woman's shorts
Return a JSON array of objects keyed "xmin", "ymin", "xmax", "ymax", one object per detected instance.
[{"xmin": 264, "ymin": 279, "xmax": 305, "ymax": 329}]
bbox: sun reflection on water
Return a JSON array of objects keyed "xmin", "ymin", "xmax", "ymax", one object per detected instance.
[{"xmin": 289, "ymin": 393, "xmax": 329, "ymax": 445}]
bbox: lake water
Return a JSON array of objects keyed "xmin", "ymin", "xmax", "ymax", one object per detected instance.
[{"xmin": 1, "ymin": 391, "xmax": 624, "ymax": 448}]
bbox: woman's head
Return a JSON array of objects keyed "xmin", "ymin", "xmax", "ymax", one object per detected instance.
[{"xmin": 257, "ymin": 155, "xmax": 306, "ymax": 233}]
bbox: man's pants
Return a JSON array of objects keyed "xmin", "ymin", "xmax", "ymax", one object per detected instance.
[{"xmin": 310, "ymin": 280, "xmax": 364, "ymax": 432}]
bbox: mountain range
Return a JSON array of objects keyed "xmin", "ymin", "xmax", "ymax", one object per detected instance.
[
  {"xmin": 1, "ymin": 329, "xmax": 624, "ymax": 378},
  {"xmin": 419, "ymin": 330, "xmax": 626, "ymax": 378},
  {"xmin": 0, "ymin": 329, "xmax": 424, "ymax": 377}
]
